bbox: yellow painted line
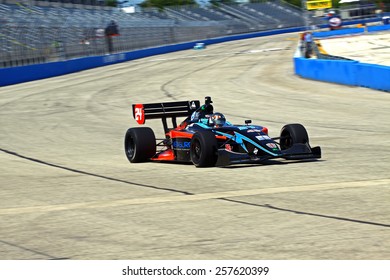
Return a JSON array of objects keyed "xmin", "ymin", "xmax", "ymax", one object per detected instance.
[{"xmin": 1, "ymin": 179, "xmax": 389, "ymax": 215}]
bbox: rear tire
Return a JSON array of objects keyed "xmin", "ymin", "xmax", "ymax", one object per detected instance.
[
  {"xmin": 280, "ymin": 124, "xmax": 309, "ymax": 150},
  {"xmin": 124, "ymin": 127, "xmax": 156, "ymax": 163},
  {"xmin": 190, "ymin": 131, "xmax": 218, "ymax": 167}
]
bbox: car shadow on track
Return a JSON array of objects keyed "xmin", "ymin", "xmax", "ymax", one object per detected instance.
[
  {"xmin": 152, "ymin": 159, "xmax": 324, "ymax": 169},
  {"xmin": 218, "ymin": 159, "xmax": 324, "ymax": 169}
]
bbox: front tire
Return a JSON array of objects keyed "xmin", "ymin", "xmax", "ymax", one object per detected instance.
[
  {"xmin": 124, "ymin": 127, "xmax": 156, "ymax": 163},
  {"xmin": 280, "ymin": 124, "xmax": 309, "ymax": 150},
  {"xmin": 190, "ymin": 131, "xmax": 218, "ymax": 167}
]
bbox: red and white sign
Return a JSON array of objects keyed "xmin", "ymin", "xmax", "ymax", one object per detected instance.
[
  {"xmin": 134, "ymin": 104, "xmax": 145, "ymax": 125},
  {"xmin": 329, "ymin": 16, "xmax": 342, "ymax": 28}
]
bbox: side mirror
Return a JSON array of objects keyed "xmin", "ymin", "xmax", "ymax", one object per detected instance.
[{"xmin": 245, "ymin": 120, "xmax": 252, "ymax": 125}]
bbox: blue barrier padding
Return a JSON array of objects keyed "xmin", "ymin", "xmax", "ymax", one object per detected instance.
[
  {"xmin": 294, "ymin": 58, "xmax": 390, "ymax": 92},
  {"xmin": 1, "ymin": 22, "xmax": 388, "ymax": 92},
  {"xmin": 367, "ymin": 25, "xmax": 390, "ymax": 32},
  {"xmin": 128, "ymin": 42, "xmax": 195, "ymax": 60},
  {"xmin": 314, "ymin": 16, "xmax": 388, "ymax": 31},
  {"xmin": 355, "ymin": 63, "xmax": 390, "ymax": 91},
  {"xmin": 0, "ymin": 27, "xmax": 305, "ymax": 87},
  {"xmin": 344, "ymin": 17, "xmax": 384, "ymax": 26},
  {"xmin": 294, "ymin": 58, "xmax": 358, "ymax": 85},
  {"xmin": 0, "ymin": 61, "xmax": 67, "ymax": 86},
  {"xmin": 313, "ymin": 28, "xmax": 365, "ymax": 38},
  {"xmin": 0, "ymin": 55, "xmax": 129, "ymax": 87},
  {"xmin": 298, "ymin": 25, "xmax": 390, "ymax": 92}
]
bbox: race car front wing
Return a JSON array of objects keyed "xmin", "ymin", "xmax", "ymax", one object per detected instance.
[{"xmin": 216, "ymin": 143, "xmax": 321, "ymax": 166}]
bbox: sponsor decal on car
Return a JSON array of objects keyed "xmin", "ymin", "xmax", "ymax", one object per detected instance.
[
  {"xmin": 266, "ymin": 143, "xmax": 278, "ymax": 149},
  {"xmin": 256, "ymin": 135, "xmax": 271, "ymax": 141},
  {"xmin": 173, "ymin": 141, "xmax": 191, "ymax": 150}
]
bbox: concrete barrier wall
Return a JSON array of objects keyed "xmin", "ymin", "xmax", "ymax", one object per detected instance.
[
  {"xmin": 0, "ymin": 27, "xmax": 303, "ymax": 87},
  {"xmin": 294, "ymin": 57, "xmax": 390, "ymax": 92},
  {"xmin": 313, "ymin": 28, "xmax": 365, "ymax": 38},
  {"xmin": 356, "ymin": 63, "xmax": 390, "ymax": 92},
  {"xmin": 0, "ymin": 56, "xmax": 125, "ymax": 87},
  {"xmin": 313, "ymin": 24, "xmax": 390, "ymax": 38},
  {"xmin": 367, "ymin": 25, "xmax": 390, "ymax": 32},
  {"xmin": 294, "ymin": 58, "xmax": 358, "ymax": 85},
  {"xmin": 2, "ymin": 23, "xmax": 389, "ymax": 92},
  {"xmin": 296, "ymin": 26, "xmax": 390, "ymax": 92},
  {"xmin": 0, "ymin": 42, "xmax": 195, "ymax": 87}
]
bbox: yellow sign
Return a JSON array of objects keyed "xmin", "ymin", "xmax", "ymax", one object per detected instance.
[{"xmin": 306, "ymin": 0, "xmax": 333, "ymax": 10}]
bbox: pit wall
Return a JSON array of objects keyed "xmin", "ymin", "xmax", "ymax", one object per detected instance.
[
  {"xmin": 294, "ymin": 25, "xmax": 390, "ymax": 92},
  {"xmin": 0, "ymin": 27, "xmax": 304, "ymax": 87}
]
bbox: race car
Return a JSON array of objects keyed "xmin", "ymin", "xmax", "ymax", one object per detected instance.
[{"xmin": 124, "ymin": 96, "xmax": 321, "ymax": 167}]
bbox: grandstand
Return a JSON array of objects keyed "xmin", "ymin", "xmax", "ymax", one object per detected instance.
[{"xmin": 0, "ymin": 0, "xmax": 385, "ymax": 68}]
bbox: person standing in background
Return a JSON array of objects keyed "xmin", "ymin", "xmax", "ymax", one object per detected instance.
[
  {"xmin": 105, "ymin": 20, "xmax": 120, "ymax": 54},
  {"xmin": 303, "ymin": 31, "xmax": 313, "ymax": 58}
]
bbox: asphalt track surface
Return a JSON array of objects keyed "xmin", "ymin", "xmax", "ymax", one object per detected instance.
[{"xmin": 1, "ymin": 33, "xmax": 390, "ymax": 260}]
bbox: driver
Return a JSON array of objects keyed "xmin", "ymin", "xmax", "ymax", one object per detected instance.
[{"xmin": 208, "ymin": 112, "xmax": 226, "ymax": 127}]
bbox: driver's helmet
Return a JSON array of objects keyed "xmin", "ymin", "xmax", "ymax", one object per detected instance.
[{"xmin": 209, "ymin": 112, "xmax": 226, "ymax": 127}]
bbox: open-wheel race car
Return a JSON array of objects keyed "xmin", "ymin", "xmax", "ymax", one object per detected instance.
[{"xmin": 124, "ymin": 96, "xmax": 321, "ymax": 167}]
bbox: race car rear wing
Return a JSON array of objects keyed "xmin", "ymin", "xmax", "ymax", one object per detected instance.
[{"xmin": 132, "ymin": 100, "xmax": 200, "ymax": 133}]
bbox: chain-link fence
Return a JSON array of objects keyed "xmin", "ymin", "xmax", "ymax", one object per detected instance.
[
  {"xmin": 0, "ymin": 0, "xmax": 306, "ymax": 67},
  {"xmin": 1, "ymin": 0, "xmax": 388, "ymax": 68}
]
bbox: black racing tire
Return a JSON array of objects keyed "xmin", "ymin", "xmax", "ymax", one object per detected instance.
[
  {"xmin": 124, "ymin": 127, "xmax": 156, "ymax": 163},
  {"xmin": 190, "ymin": 131, "xmax": 218, "ymax": 167},
  {"xmin": 280, "ymin": 124, "xmax": 309, "ymax": 150}
]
